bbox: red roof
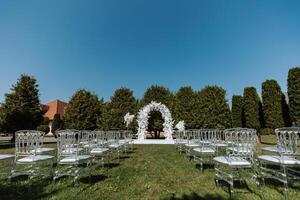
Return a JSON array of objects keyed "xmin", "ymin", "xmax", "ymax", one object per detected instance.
[{"xmin": 43, "ymin": 100, "xmax": 68, "ymax": 120}]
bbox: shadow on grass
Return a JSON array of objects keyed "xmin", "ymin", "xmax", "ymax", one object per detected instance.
[
  {"xmin": 80, "ymin": 174, "xmax": 108, "ymax": 184},
  {"xmin": 119, "ymin": 156, "xmax": 131, "ymax": 160},
  {"xmin": 103, "ymin": 163, "xmax": 120, "ymax": 169},
  {"xmin": 195, "ymin": 163, "xmax": 214, "ymax": 171},
  {"xmin": 162, "ymin": 192, "xmax": 225, "ymax": 200},
  {"xmin": 0, "ymin": 177, "xmax": 60, "ymax": 200}
]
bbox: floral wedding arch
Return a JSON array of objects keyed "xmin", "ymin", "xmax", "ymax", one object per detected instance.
[{"xmin": 137, "ymin": 101, "xmax": 174, "ymax": 140}]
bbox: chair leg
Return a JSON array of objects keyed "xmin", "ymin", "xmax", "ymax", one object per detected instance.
[{"xmin": 283, "ymin": 166, "xmax": 289, "ymax": 200}]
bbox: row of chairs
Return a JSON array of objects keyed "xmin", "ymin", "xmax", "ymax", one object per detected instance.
[
  {"xmin": 175, "ymin": 127, "xmax": 300, "ymax": 199},
  {"xmin": 0, "ymin": 129, "xmax": 133, "ymax": 182}
]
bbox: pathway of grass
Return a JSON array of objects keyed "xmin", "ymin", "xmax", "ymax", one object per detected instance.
[{"xmin": 0, "ymin": 142, "xmax": 300, "ymax": 200}]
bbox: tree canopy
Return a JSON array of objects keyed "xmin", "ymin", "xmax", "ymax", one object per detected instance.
[
  {"xmin": 64, "ymin": 89, "xmax": 100, "ymax": 130},
  {"xmin": 231, "ymin": 95, "xmax": 244, "ymax": 128},
  {"xmin": 0, "ymin": 74, "xmax": 43, "ymax": 133},
  {"xmin": 288, "ymin": 67, "xmax": 300, "ymax": 126}
]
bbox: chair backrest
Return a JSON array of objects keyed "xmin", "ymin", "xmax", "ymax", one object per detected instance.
[
  {"xmin": 15, "ymin": 130, "xmax": 44, "ymax": 157},
  {"xmin": 275, "ymin": 127, "xmax": 300, "ymax": 155},
  {"xmin": 80, "ymin": 130, "xmax": 91, "ymax": 145},
  {"xmin": 225, "ymin": 128, "xmax": 257, "ymax": 159},
  {"xmin": 186, "ymin": 129, "xmax": 198, "ymax": 144},
  {"xmin": 175, "ymin": 130, "xmax": 186, "ymax": 143},
  {"xmin": 106, "ymin": 131, "xmax": 119, "ymax": 144},
  {"xmin": 57, "ymin": 130, "xmax": 79, "ymax": 157},
  {"xmin": 215, "ymin": 129, "xmax": 225, "ymax": 143},
  {"xmin": 196, "ymin": 129, "xmax": 217, "ymax": 149},
  {"xmin": 90, "ymin": 130, "xmax": 106, "ymax": 146}
]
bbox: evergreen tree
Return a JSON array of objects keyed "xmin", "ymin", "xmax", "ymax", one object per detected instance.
[
  {"xmin": 281, "ymin": 93, "xmax": 291, "ymax": 127},
  {"xmin": 103, "ymin": 88, "xmax": 137, "ymax": 130},
  {"xmin": 243, "ymin": 87, "xmax": 262, "ymax": 130},
  {"xmin": 63, "ymin": 89, "xmax": 100, "ymax": 130},
  {"xmin": 0, "ymin": 74, "xmax": 43, "ymax": 133},
  {"xmin": 288, "ymin": 67, "xmax": 300, "ymax": 126},
  {"xmin": 197, "ymin": 86, "xmax": 231, "ymax": 129},
  {"xmin": 51, "ymin": 113, "xmax": 62, "ymax": 133},
  {"xmin": 231, "ymin": 95, "xmax": 244, "ymax": 128},
  {"xmin": 262, "ymin": 80, "xmax": 285, "ymax": 129},
  {"xmin": 173, "ymin": 86, "xmax": 196, "ymax": 129},
  {"xmin": 139, "ymin": 85, "xmax": 173, "ymax": 138},
  {"xmin": 96, "ymin": 100, "xmax": 108, "ymax": 130}
]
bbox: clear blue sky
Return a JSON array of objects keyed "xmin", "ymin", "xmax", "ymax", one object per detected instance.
[{"xmin": 0, "ymin": 0, "xmax": 299, "ymax": 103}]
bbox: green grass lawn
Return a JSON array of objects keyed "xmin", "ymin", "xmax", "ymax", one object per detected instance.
[{"xmin": 0, "ymin": 139, "xmax": 300, "ymax": 200}]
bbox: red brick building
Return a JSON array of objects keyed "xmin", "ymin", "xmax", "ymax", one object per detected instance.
[
  {"xmin": 42, "ymin": 100, "xmax": 68, "ymax": 135},
  {"xmin": 43, "ymin": 100, "xmax": 68, "ymax": 120}
]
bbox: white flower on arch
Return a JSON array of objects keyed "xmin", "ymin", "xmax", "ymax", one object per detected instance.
[
  {"xmin": 137, "ymin": 101, "xmax": 174, "ymax": 140},
  {"xmin": 124, "ymin": 112, "xmax": 135, "ymax": 128}
]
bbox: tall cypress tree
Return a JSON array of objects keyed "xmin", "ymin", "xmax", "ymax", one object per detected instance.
[
  {"xmin": 103, "ymin": 88, "xmax": 137, "ymax": 130},
  {"xmin": 262, "ymin": 80, "xmax": 285, "ymax": 129},
  {"xmin": 64, "ymin": 89, "xmax": 100, "ymax": 130},
  {"xmin": 243, "ymin": 87, "xmax": 261, "ymax": 130},
  {"xmin": 0, "ymin": 74, "xmax": 43, "ymax": 133},
  {"xmin": 197, "ymin": 86, "xmax": 231, "ymax": 129},
  {"xmin": 173, "ymin": 86, "xmax": 196, "ymax": 129},
  {"xmin": 288, "ymin": 67, "xmax": 300, "ymax": 126},
  {"xmin": 231, "ymin": 95, "xmax": 244, "ymax": 128}
]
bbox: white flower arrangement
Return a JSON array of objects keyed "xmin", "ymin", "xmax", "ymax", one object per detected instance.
[
  {"xmin": 175, "ymin": 121, "xmax": 185, "ymax": 132},
  {"xmin": 124, "ymin": 112, "xmax": 135, "ymax": 128},
  {"xmin": 137, "ymin": 101, "xmax": 174, "ymax": 140}
]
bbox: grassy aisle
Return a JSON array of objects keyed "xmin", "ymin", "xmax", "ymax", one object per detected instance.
[{"xmin": 0, "ymin": 144, "xmax": 299, "ymax": 200}]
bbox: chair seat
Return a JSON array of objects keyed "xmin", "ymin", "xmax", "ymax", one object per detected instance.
[
  {"xmin": 91, "ymin": 148, "xmax": 110, "ymax": 155},
  {"xmin": 258, "ymin": 155, "xmax": 300, "ymax": 165},
  {"xmin": 17, "ymin": 155, "xmax": 53, "ymax": 163},
  {"xmin": 62, "ymin": 147, "xmax": 83, "ymax": 154},
  {"xmin": 184, "ymin": 143, "xmax": 199, "ymax": 147},
  {"xmin": 59, "ymin": 155, "xmax": 91, "ymax": 164},
  {"xmin": 0, "ymin": 154, "xmax": 15, "ymax": 160},
  {"xmin": 213, "ymin": 143, "xmax": 227, "ymax": 147},
  {"xmin": 228, "ymin": 147, "xmax": 252, "ymax": 153},
  {"xmin": 193, "ymin": 147, "xmax": 215, "ymax": 153},
  {"xmin": 31, "ymin": 147, "xmax": 55, "ymax": 154},
  {"xmin": 261, "ymin": 146, "xmax": 291, "ymax": 153},
  {"xmin": 214, "ymin": 156, "xmax": 251, "ymax": 166},
  {"xmin": 176, "ymin": 140, "xmax": 187, "ymax": 144},
  {"xmin": 109, "ymin": 144, "xmax": 122, "ymax": 148},
  {"xmin": 119, "ymin": 140, "xmax": 129, "ymax": 144}
]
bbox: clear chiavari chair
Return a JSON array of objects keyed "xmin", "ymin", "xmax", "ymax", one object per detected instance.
[
  {"xmin": 54, "ymin": 130, "xmax": 91, "ymax": 181},
  {"xmin": 13, "ymin": 130, "xmax": 54, "ymax": 179},
  {"xmin": 175, "ymin": 130, "xmax": 187, "ymax": 154},
  {"xmin": 213, "ymin": 128, "xmax": 257, "ymax": 198},
  {"xmin": 107, "ymin": 131, "xmax": 122, "ymax": 160},
  {"xmin": 89, "ymin": 130, "xmax": 110, "ymax": 167},
  {"xmin": 193, "ymin": 129, "xmax": 217, "ymax": 172},
  {"xmin": 258, "ymin": 127, "xmax": 300, "ymax": 199},
  {"xmin": 184, "ymin": 130, "xmax": 200, "ymax": 159}
]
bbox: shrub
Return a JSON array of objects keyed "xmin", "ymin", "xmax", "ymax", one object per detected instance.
[{"xmin": 37, "ymin": 125, "xmax": 50, "ymax": 134}]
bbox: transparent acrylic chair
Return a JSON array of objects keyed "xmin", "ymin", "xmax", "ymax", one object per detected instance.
[
  {"xmin": 193, "ymin": 129, "xmax": 217, "ymax": 172},
  {"xmin": 13, "ymin": 130, "xmax": 54, "ymax": 179},
  {"xmin": 213, "ymin": 128, "xmax": 257, "ymax": 198},
  {"xmin": 184, "ymin": 130, "xmax": 200, "ymax": 159},
  {"xmin": 258, "ymin": 127, "xmax": 300, "ymax": 199},
  {"xmin": 107, "ymin": 131, "xmax": 123, "ymax": 160},
  {"xmin": 175, "ymin": 130, "xmax": 187, "ymax": 154},
  {"xmin": 89, "ymin": 131, "xmax": 110, "ymax": 167},
  {"xmin": 54, "ymin": 130, "xmax": 92, "ymax": 181}
]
